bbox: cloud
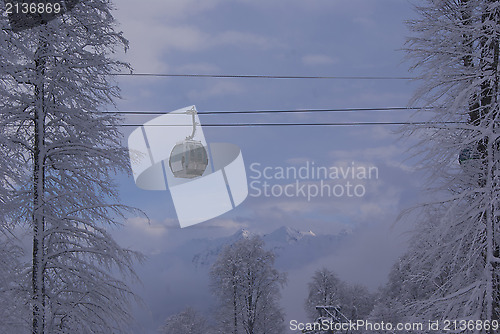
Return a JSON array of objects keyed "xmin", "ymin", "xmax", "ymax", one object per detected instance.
[
  {"xmin": 152, "ymin": 27, "xmax": 279, "ymax": 53},
  {"xmin": 115, "ymin": 23, "xmax": 211, "ymax": 72},
  {"xmin": 111, "ymin": 217, "xmax": 177, "ymax": 254},
  {"xmin": 113, "ymin": 1, "xmax": 282, "ymax": 73},
  {"xmin": 240, "ymin": 149, "xmax": 422, "ymax": 237},
  {"xmin": 327, "ymin": 144, "xmax": 415, "ymax": 172},
  {"xmin": 158, "ymin": 26, "xmax": 211, "ymax": 52},
  {"xmin": 114, "ymin": 23, "xmax": 277, "ymax": 73},
  {"xmin": 127, "ymin": 217, "xmax": 169, "ymax": 237},
  {"xmin": 113, "ymin": 19, "xmax": 171, "ymax": 73},
  {"xmin": 114, "ymin": 1, "xmax": 216, "ymax": 73},
  {"xmin": 295, "ymin": 219, "xmax": 411, "ymax": 293},
  {"xmin": 245, "ymin": 179, "xmax": 403, "ymax": 232},
  {"xmin": 215, "ymin": 31, "xmax": 278, "ymax": 49},
  {"xmin": 302, "ymin": 54, "xmax": 338, "ymax": 66},
  {"xmin": 199, "ymin": 217, "xmax": 247, "ymax": 229},
  {"xmin": 176, "ymin": 62, "xmax": 220, "ymax": 74},
  {"xmin": 187, "ymin": 81, "xmax": 244, "ymax": 100},
  {"xmin": 115, "ymin": 0, "xmax": 223, "ymax": 21}
]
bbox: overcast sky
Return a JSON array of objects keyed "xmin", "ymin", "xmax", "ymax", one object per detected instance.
[{"xmin": 107, "ymin": 0, "xmax": 430, "ymax": 331}]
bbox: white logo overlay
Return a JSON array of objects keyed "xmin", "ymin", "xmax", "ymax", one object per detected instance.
[{"xmin": 128, "ymin": 106, "xmax": 248, "ymax": 228}]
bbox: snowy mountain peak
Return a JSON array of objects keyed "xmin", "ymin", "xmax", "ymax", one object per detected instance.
[
  {"xmin": 264, "ymin": 226, "xmax": 314, "ymax": 244},
  {"xmin": 240, "ymin": 229, "xmax": 251, "ymax": 239},
  {"xmin": 303, "ymin": 230, "xmax": 316, "ymax": 237},
  {"xmin": 191, "ymin": 226, "xmax": 345, "ymax": 269},
  {"xmin": 224, "ymin": 228, "xmax": 254, "ymax": 244}
]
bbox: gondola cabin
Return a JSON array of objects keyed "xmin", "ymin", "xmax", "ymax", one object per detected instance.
[{"xmin": 169, "ymin": 140, "xmax": 209, "ymax": 178}]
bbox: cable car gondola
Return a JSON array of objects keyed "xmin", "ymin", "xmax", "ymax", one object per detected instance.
[{"xmin": 168, "ymin": 107, "xmax": 209, "ymax": 179}]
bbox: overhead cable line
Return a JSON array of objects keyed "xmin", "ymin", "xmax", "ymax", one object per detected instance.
[
  {"xmin": 119, "ymin": 121, "xmax": 464, "ymax": 127},
  {"xmin": 111, "ymin": 73, "xmax": 416, "ymax": 80},
  {"xmin": 4, "ymin": 120, "xmax": 461, "ymax": 127},
  {"xmin": 110, "ymin": 107, "xmax": 436, "ymax": 115}
]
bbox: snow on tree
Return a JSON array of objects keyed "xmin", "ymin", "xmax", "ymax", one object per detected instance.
[
  {"xmin": 369, "ymin": 247, "xmax": 436, "ymax": 328},
  {"xmin": 0, "ymin": 238, "xmax": 30, "ymax": 332},
  {"xmin": 159, "ymin": 307, "xmax": 212, "ymax": 334},
  {"xmin": 394, "ymin": 0, "xmax": 500, "ymax": 330},
  {"xmin": 305, "ymin": 268, "xmax": 376, "ymax": 324},
  {"xmin": 0, "ymin": 1, "xmax": 141, "ymax": 333},
  {"xmin": 342, "ymin": 284, "xmax": 377, "ymax": 320},
  {"xmin": 209, "ymin": 235, "xmax": 287, "ymax": 334},
  {"xmin": 304, "ymin": 268, "xmax": 345, "ymax": 321}
]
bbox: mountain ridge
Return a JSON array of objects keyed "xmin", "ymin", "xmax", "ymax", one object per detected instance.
[{"xmin": 191, "ymin": 226, "xmax": 348, "ymax": 269}]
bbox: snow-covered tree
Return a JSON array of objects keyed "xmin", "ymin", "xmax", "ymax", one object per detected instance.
[
  {"xmin": 304, "ymin": 268, "xmax": 345, "ymax": 321},
  {"xmin": 305, "ymin": 268, "xmax": 376, "ymax": 324},
  {"xmin": 159, "ymin": 307, "xmax": 212, "ymax": 334},
  {"xmin": 369, "ymin": 249, "xmax": 435, "ymax": 328},
  {"xmin": 0, "ymin": 238, "xmax": 30, "ymax": 332},
  {"xmin": 0, "ymin": 1, "xmax": 140, "ymax": 333},
  {"xmin": 398, "ymin": 0, "xmax": 500, "ymax": 330},
  {"xmin": 210, "ymin": 235, "xmax": 287, "ymax": 334},
  {"xmin": 342, "ymin": 284, "xmax": 377, "ymax": 320}
]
